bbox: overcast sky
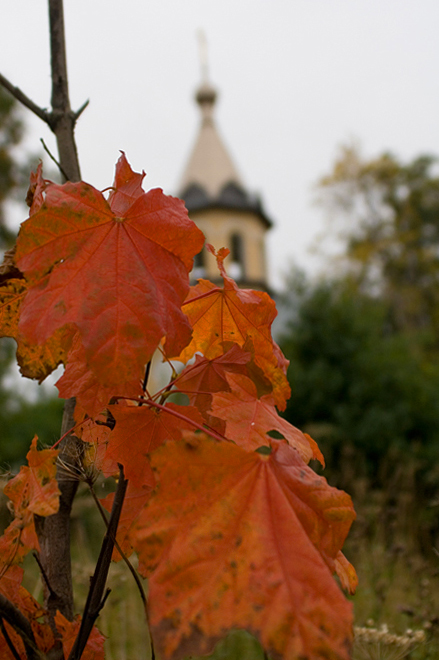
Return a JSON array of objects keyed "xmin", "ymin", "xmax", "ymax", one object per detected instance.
[{"xmin": 2, "ymin": 0, "xmax": 439, "ymax": 289}]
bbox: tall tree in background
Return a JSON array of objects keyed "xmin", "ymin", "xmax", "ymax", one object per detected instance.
[
  {"xmin": 318, "ymin": 145, "xmax": 439, "ymax": 338},
  {"xmin": 278, "ymin": 271, "xmax": 439, "ymax": 556},
  {"xmin": 279, "ymin": 274, "xmax": 439, "ymax": 476}
]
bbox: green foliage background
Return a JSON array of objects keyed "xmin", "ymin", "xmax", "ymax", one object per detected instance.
[{"xmin": 278, "ymin": 148, "xmax": 439, "ymax": 561}]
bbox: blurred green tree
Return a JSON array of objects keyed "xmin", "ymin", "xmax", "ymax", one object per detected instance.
[
  {"xmin": 318, "ymin": 145, "xmax": 439, "ymax": 339},
  {"xmin": 278, "ymin": 273, "xmax": 439, "ymax": 483}
]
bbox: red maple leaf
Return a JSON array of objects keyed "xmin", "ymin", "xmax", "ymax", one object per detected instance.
[
  {"xmin": 173, "ymin": 344, "xmax": 252, "ymax": 431},
  {"xmin": 132, "ymin": 434, "xmax": 356, "ymax": 660},
  {"xmin": 15, "ymin": 153, "xmax": 205, "ymax": 398},
  {"xmin": 55, "ymin": 612, "xmax": 105, "ymax": 660},
  {"xmin": 103, "ymin": 402, "xmax": 206, "ymax": 488},
  {"xmin": 173, "ymin": 245, "xmax": 291, "ymax": 410},
  {"xmin": 210, "ymin": 373, "xmax": 324, "ymax": 465},
  {"xmin": 55, "ymin": 331, "xmax": 129, "ymax": 419},
  {"xmin": 0, "ymin": 437, "xmax": 60, "ymax": 566}
]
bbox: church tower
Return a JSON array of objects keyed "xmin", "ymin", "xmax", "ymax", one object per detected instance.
[{"xmin": 178, "ymin": 75, "xmax": 273, "ymax": 291}]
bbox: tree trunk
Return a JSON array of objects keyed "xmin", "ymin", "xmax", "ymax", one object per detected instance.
[{"xmin": 34, "ymin": 0, "xmax": 82, "ymax": 633}]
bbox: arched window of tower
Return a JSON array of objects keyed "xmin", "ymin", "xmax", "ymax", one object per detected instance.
[{"xmin": 229, "ymin": 232, "xmax": 245, "ymax": 280}]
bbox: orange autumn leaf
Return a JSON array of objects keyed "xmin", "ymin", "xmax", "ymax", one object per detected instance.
[
  {"xmin": 132, "ymin": 434, "xmax": 356, "ymax": 660},
  {"xmin": 15, "ymin": 153, "xmax": 205, "ymax": 396},
  {"xmin": 55, "ymin": 331, "xmax": 133, "ymax": 419},
  {"xmin": 173, "ymin": 343, "xmax": 252, "ymax": 431},
  {"xmin": 334, "ymin": 551, "xmax": 359, "ymax": 595},
  {"xmin": 4, "ymin": 436, "xmax": 60, "ymax": 518},
  {"xmin": 0, "ymin": 277, "xmax": 25, "ymax": 337},
  {"xmin": 211, "ymin": 372, "xmax": 324, "ymax": 465},
  {"xmin": 54, "ymin": 612, "xmax": 105, "ymax": 660},
  {"xmin": 0, "ymin": 581, "xmax": 55, "ymax": 659},
  {"xmin": 16, "ymin": 325, "xmax": 70, "ymax": 382},
  {"xmin": 0, "ymin": 437, "xmax": 60, "ymax": 565},
  {"xmin": 0, "ymin": 276, "xmax": 68, "ymax": 382},
  {"xmin": 0, "ymin": 520, "xmax": 38, "ymax": 569},
  {"xmin": 174, "ymin": 245, "xmax": 291, "ymax": 410},
  {"xmin": 0, "ymin": 565, "xmax": 23, "ymax": 601},
  {"xmin": 104, "ymin": 402, "xmax": 206, "ymax": 488}
]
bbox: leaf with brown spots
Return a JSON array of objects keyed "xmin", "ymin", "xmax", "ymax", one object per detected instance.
[
  {"xmin": 103, "ymin": 402, "xmax": 206, "ymax": 488},
  {"xmin": 0, "ymin": 276, "xmax": 69, "ymax": 382},
  {"xmin": 132, "ymin": 434, "xmax": 356, "ymax": 660},
  {"xmin": 15, "ymin": 153, "xmax": 205, "ymax": 397}
]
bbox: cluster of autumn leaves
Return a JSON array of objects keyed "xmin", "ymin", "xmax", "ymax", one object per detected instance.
[{"xmin": 0, "ymin": 154, "xmax": 358, "ymax": 660}]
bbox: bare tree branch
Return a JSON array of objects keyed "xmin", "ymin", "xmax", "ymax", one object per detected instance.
[
  {"xmin": 0, "ymin": 594, "xmax": 45, "ymax": 660},
  {"xmin": 0, "ymin": 616, "xmax": 22, "ymax": 660},
  {"xmin": 40, "ymin": 138, "xmax": 69, "ymax": 180},
  {"xmin": 68, "ymin": 466, "xmax": 129, "ymax": 660},
  {"xmin": 47, "ymin": 0, "xmax": 81, "ymax": 182},
  {"xmin": 0, "ymin": 72, "xmax": 50, "ymax": 124},
  {"xmin": 73, "ymin": 98, "xmax": 89, "ymax": 121},
  {"xmin": 31, "ymin": 0, "xmax": 84, "ymax": 632}
]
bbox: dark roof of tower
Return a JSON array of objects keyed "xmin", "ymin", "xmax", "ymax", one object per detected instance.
[{"xmin": 178, "ymin": 80, "xmax": 273, "ymax": 229}]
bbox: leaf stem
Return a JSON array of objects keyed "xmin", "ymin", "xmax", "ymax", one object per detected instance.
[
  {"xmin": 181, "ymin": 286, "xmax": 221, "ymax": 306},
  {"xmin": 114, "ymin": 396, "xmax": 227, "ymax": 443}
]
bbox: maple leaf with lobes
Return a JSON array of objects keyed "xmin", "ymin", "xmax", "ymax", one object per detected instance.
[
  {"xmin": 174, "ymin": 245, "xmax": 291, "ymax": 410},
  {"xmin": 133, "ymin": 434, "xmax": 356, "ymax": 660},
  {"xmin": 14, "ymin": 153, "xmax": 205, "ymax": 401},
  {"xmin": 0, "ymin": 437, "xmax": 60, "ymax": 567},
  {"xmin": 211, "ymin": 372, "xmax": 324, "ymax": 464}
]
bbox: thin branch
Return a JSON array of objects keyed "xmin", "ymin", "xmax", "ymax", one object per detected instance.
[
  {"xmin": 32, "ymin": 552, "xmax": 58, "ymax": 601},
  {"xmin": 88, "ymin": 484, "xmax": 147, "ymax": 608},
  {"xmin": 116, "ymin": 395, "xmax": 226, "ymax": 443},
  {"xmin": 68, "ymin": 465, "xmax": 128, "ymax": 660},
  {"xmin": 97, "ymin": 588, "xmax": 111, "ymax": 613},
  {"xmin": 0, "ymin": 616, "xmax": 22, "ymax": 660},
  {"xmin": 47, "ymin": 0, "xmax": 81, "ymax": 181},
  {"xmin": 40, "ymin": 138, "xmax": 69, "ymax": 180},
  {"xmin": 88, "ymin": 486, "xmax": 156, "ymax": 659},
  {"xmin": 73, "ymin": 98, "xmax": 89, "ymax": 121},
  {"xmin": 0, "ymin": 594, "xmax": 44, "ymax": 660},
  {"xmin": 0, "ymin": 71, "xmax": 51, "ymax": 124},
  {"xmin": 142, "ymin": 361, "xmax": 152, "ymax": 393}
]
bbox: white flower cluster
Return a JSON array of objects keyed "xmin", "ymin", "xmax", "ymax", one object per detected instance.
[{"xmin": 354, "ymin": 622, "xmax": 426, "ymax": 659}]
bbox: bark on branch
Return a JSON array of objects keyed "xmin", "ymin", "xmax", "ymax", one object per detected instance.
[
  {"xmin": 68, "ymin": 467, "xmax": 129, "ymax": 660},
  {"xmin": 0, "ymin": 1, "xmax": 86, "ymax": 182},
  {"xmin": 0, "ymin": 0, "xmax": 86, "ymax": 633}
]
